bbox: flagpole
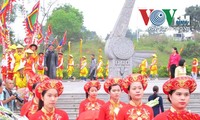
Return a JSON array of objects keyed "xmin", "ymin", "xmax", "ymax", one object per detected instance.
[
  {"xmin": 79, "ymin": 38, "xmax": 83, "ymax": 69},
  {"xmin": 80, "ymin": 39, "xmax": 83, "ymax": 59},
  {"xmin": 137, "ymin": 7, "xmax": 139, "ymax": 43},
  {"xmin": 0, "ymin": 21, "xmax": 5, "ymax": 54},
  {"xmin": 7, "ymin": 0, "xmax": 12, "ymax": 48},
  {"xmin": 98, "ymin": 48, "xmax": 102, "ymax": 60},
  {"xmin": 68, "ymin": 41, "xmax": 71, "ymax": 55}
]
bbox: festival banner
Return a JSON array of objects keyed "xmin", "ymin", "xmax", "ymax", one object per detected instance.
[
  {"xmin": 23, "ymin": 1, "xmax": 40, "ymax": 35},
  {"xmin": 45, "ymin": 24, "xmax": 52, "ymax": 44},
  {"xmin": 58, "ymin": 31, "xmax": 67, "ymax": 47}
]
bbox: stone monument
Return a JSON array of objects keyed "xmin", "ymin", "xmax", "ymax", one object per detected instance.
[{"xmin": 105, "ymin": 0, "xmax": 136, "ymax": 78}]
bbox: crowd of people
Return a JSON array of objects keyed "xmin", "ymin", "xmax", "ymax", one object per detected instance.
[
  {"xmin": 78, "ymin": 74, "xmax": 200, "ymax": 120},
  {"xmin": 1, "ymin": 43, "xmax": 108, "ymax": 83},
  {"xmin": 0, "ymin": 44, "xmax": 200, "ymax": 120},
  {"xmin": 139, "ymin": 47, "xmax": 199, "ymax": 80},
  {"xmin": 0, "ymin": 72, "xmax": 199, "ymax": 119}
]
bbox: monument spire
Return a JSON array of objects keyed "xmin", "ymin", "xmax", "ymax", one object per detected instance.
[{"xmin": 105, "ymin": 0, "xmax": 136, "ymax": 78}]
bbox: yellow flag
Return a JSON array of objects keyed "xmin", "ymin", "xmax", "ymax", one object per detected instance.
[
  {"xmin": 68, "ymin": 41, "xmax": 71, "ymax": 55},
  {"xmin": 80, "ymin": 39, "xmax": 83, "ymax": 58}
]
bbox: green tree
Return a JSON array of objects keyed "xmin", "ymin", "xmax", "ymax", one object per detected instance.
[
  {"xmin": 46, "ymin": 4, "xmax": 84, "ymax": 43},
  {"xmin": 81, "ymin": 26, "xmax": 100, "ymax": 41},
  {"xmin": 185, "ymin": 5, "xmax": 200, "ymax": 31}
]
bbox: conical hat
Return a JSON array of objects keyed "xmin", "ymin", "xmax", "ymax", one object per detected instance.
[
  {"xmin": 25, "ymin": 49, "xmax": 34, "ymax": 54},
  {"xmin": 9, "ymin": 44, "xmax": 17, "ymax": 49},
  {"xmin": 152, "ymin": 54, "xmax": 157, "ymax": 57},
  {"xmin": 16, "ymin": 44, "xmax": 24, "ymax": 49},
  {"xmin": 69, "ymin": 54, "xmax": 73, "ymax": 57}
]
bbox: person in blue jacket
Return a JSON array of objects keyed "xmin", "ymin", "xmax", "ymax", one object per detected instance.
[{"xmin": 148, "ymin": 85, "xmax": 164, "ymax": 117}]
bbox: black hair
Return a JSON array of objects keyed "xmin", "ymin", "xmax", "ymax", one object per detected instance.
[
  {"xmin": 31, "ymin": 83, "xmax": 38, "ymax": 97},
  {"xmin": 128, "ymin": 85, "xmax": 132, "ymax": 100},
  {"xmin": 32, "ymin": 83, "xmax": 38, "ymax": 90},
  {"xmin": 167, "ymin": 90, "xmax": 175, "ymax": 103},
  {"xmin": 173, "ymin": 47, "xmax": 179, "ymax": 54},
  {"xmin": 85, "ymin": 87, "xmax": 91, "ymax": 98},
  {"xmin": 38, "ymin": 52, "xmax": 44, "ymax": 55},
  {"xmin": 178, "ymin": 59, "xmax": 186, "ymax": 66},
  {"xmin": 153, "ymin": 86, "xmax": 159, "ymax": 93},
  {"xmin": 91, "ymin": 54, "xmax": 95, "ymax": 57},
  {"xmin": 108, "ymin": 84, "xmax": 121, "ymax": 92},
  {"xmin": 0, "ymin": 79, "xmax": 2, "ymax": 87},
  {"xmin": 38, "ymin": 90, "xmax": 47, "ymax": 111},
  {"xmin": 85, "ymin": 92, "xmax": 89, "ymax": 98},
  {"xmin": 153, "ymin": 86, "xmax": 159, "ymax": 99}
]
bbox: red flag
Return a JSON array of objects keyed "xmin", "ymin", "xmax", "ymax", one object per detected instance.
[
  {"xmin": 0, "ymin": 0, "xmax": 16, "ymax": 27},
  {"xmin": 45, "ymin": 24, "xmax": 52, "ymax": 44},
  {"xmin": 62, "ymin": 31, "xmax": 67, "ymax": 45},
  {"xmin": 32, "ymin": 0, "xmax": 39, "ymax": 11},
  {"xmin": 47, "ymin": 24, "xmax": 52, "ymax": 36},
  {"xmin": 51, "ymin": 36, "xmax": 57, "ymax": 44},
  {"xmin": 58, "ymin": 31, "xmax": 67, "ymax": 47}
]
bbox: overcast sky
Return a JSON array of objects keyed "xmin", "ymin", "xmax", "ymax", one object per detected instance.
[{"xmin": 12, "ymin": 0, "xmax": 200, "ymax": 40}]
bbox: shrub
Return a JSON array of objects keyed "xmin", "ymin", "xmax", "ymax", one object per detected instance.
[
  {"xmin": 186, "ymin": 65, "xmax": 192, "ymax": 75},
  {"xmin": 158, "ymin": 66, "xmax": 169, "ymax": 77}
]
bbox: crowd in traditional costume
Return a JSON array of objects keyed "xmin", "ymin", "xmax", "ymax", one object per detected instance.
[{"xmin": 0, "ymin": 43, "xmax": 111, "ymax": 83}]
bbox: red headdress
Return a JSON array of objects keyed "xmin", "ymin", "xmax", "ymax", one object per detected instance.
[
  {"xmin": 27, "ymin": 74, "xmax": 50, "ymax": 92},
  {"xmin": 123, "ymin": 74, "xmax": 148, "ymax": 94},
  {"xmin": 104, "ymin": 78, "xmax": 124, "ymax": 93},
  {"xmin": 35, "ymin": 80, "xmax": 64, "ymax": 99},
  {"xmin": 84, "ymin": 81, "xmax": 101, "ymax": 93},
  {"xmin": 163, "ymin": 76, "xmax": 197, "ymax": 95}
]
